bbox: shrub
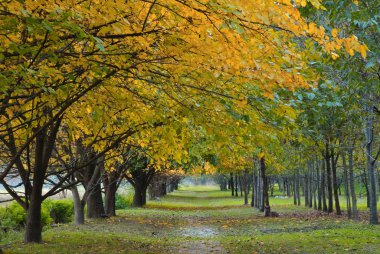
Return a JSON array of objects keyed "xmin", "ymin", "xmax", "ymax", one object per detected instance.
[
  {"xmin": 43, "ymin": 199, "xmax": 74, "ymax": 224},
  {"xmin": 0, "ymin": 202, "xmax": 52, "ymax": 229},
  {"xmin": 0, "ymin": 202, "xmax": 25, "ymax": 228},
  {"xmin": 115, "ymin": 192, "xmax": 133, "ymax": 209}
]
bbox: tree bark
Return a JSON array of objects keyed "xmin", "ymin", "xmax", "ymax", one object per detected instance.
[
  {"xmin": 243, "ymin": 169, "xmax": 249, "ymax": 205},
  {"xmin": 364, "ymin": 104, "xmax": 378, "ymax": 224},
  {"xmin": 260, "ymin": 157, "xmax": 269, "ymax": 212},
  {"xmin": 325, "ymin": 142, "xmax": 333, "ymax": 213},
  {"xmin": 104, "ymin": 171, "xmax": 118, "ymax": 217},
  {"xmin": 321, "ymin": 159, "xmax": 327, "ymax": 212},
  {"xmin": 72, "ymin": 185, "xmax": 85, "ymax": 225},
  {"xmin": 230, "ymin": 173, "xmax": 234, "ymax": 196},
  {"xmin": 348, "ymin": 147, "xmax": 358, "ymax": 219},
  {"xmin": 25, "ymin": 187, "xmax": 43, "ymax": 243},
  {"xmin": 342, "ymin": 149, "xmax": 351, "ymax": 218},
  {"xmin": 331, "ymin": 147, "xmax": 341, "ymax": 215}
]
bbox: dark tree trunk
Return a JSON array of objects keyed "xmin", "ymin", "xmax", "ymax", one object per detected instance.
[
  {"xmin": 230, "ymin": 173, "xmax": 234, "ymax": 196},
  {"xmin": 127, "ymin": 167, "xmax": 155, "ymax": 208},
  {"xmin": 25, "ymin": 187, "xmax": 43, "ymax": 243},
  {"xmin": 243, "ymin": 169, "xmax": 249, "ymax": 205},
  {"xmin": 87, "ymin": 181, "xmax": 105, "ymax": 218},
  {"xmin": 321, "ymin": 159, "xmax": 327, "ymax": 212},
  {"xmin": 293, "ymin": 173, "xmax": 297, "ymax": 206},
  {"xmin": 104, "ymin": 171, "xmax": 118, "ymax": 217},
  {"xmin": 365, "ymin": 104, "xmax": 378, "ymax": 224},
  {"xmin": 317, "ymin": 159, "xmax": 322, "ymax": 211},
  {"xmin": 234, "ymin": 174, "xmax": 238, "ymax": 197},
  {"xmin": 325, "ymin": 143, "xmax": 333, "ymax": 213},
  {"xmin": 239, "ymin": 175, "xmax": 243, "ymax": 197},
  {"xmin": 24, "ymin": 120, "xmax": 60, "ymax": 243},
  {"xmin": 133, "ymin": 182, "xmax": 147, "ymax": 207},
  {"xmin": 331, "ymin": 147, "xmax": 341, "ymax": 215},
  {"xmin": 260, "ymin": 157, "xmax": 269, "ymax": 212},
  {"xmin": 297, "ymin": 171, "xmax": 301, "ymax": 206}
]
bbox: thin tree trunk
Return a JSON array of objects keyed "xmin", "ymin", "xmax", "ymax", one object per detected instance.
[
  {"xmin": 251, "ymin": 166, "xmax": 255, "ymax": 207},
  {"xmin": 321, "ymin": 159, "xmax": 327, "ymax": 212},
  {"xmin": 325, "ymin": 142, "xmax": 333, "ymax": 213},
  {"xmin": 342, "ymin": 149, "xmax": 351, "ymax": 218},
  {"xmin": 331, "ymin": 147, "xmax": 341, "ymax": 215},
  {"xmin": 317, "ymin": 159, "xmax": 322, "ymax": 211},
  {"xmin": 234, "ymin": 174, "xmax": 238, "ymax": 197},
  {"xmin": 364, "ymin": 104, "xmax": 379, "ymax": 224},
  {"xmin": 243, "ymin": 169, "xmax": 249, "ymax": 205},
  {"xmin": 348, "ymin": 148, "xmax": 358, "ymax": 219}
]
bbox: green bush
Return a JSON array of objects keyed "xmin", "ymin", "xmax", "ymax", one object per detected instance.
[
  {"xmin": 115, "ymin": 192, "xmax": 133, "ymax": 209},
  {"xmin": 0, "ymin": 202, "xmax": 52, "ymax": 229},
  {"xmin": 0, "ymin": 202, "xmax": 25, "ymax": 228},
  {"xmin": 43, "ymin": 199, "xmax": 74, "ymax": 224}
]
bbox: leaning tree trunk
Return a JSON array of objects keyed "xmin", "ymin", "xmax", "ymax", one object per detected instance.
[{"xmin": 25, "ymin": 121, "xmax": 60, "ymax": 243}]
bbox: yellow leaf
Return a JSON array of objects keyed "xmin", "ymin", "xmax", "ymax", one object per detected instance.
[
  {"xmin": 359, "ymin": 44, "xmax": 367, "ymax": 58},
  {"xmin": 331, "ymin": 52, "xmax": 340, "ymax": 60},
  {"xmin": 331, "ymin": 28, "xmax": 338, "ymax": 38}
]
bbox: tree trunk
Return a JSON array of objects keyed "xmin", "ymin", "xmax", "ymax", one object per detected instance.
[
  {"xmin": 293, "ymin": 173, "xmax": 297, "ymax": 205},
  {"xmin": 325, "ymin": 143, "xmax": 333, "ymax": 213},
  {"xmin": 243, "ymin": 169, "xmax": 249, "ymax": 205},
  {"xmin": 364, "ymin": 104, "xmax": 378, "ymax": 224},
  {"xmin": 321, "ymin": 159, "xmax": 327, "ymax": 212},
  {"xmin": 25, "ymin": 188, "xmax": 43, "ymax": 243},
  {"xmin": 317, "ymin": 159, "xmax": 322, "ymax": 211},
  {"xmin": 348, "ymin": 148, "xmax": 358, "ymax": 219},
  {"xmin": 133, "ymin": 182, "xmax": 147, "ymax": 207},
  {"xmin": 260, "ymin": 157, "xmax": 269, "ymax": 212},
  {"xmin": 234, "ymin": 174, "xmax": 238, "ymax": 197},
  {"xmin": 230, "ymin": 173, "xmax": 234, "ymax": 196},
  {"xmin": 87, "ymin": 181, "xmax": 105, "ymax": 218},
  {"xmin": 331, "ymin": 147, "xmax": 341, "ymax": 215},
  {"xmin": 251, "ymin": 167, "xmax": 256, "ymax": 207},
  {"xmin": 104, "ymin": 171, "xmax": 118, "ymax": 216},
  {"xmin": 72, "ymin": 186, "xmax": 85, "ymax": 225}
]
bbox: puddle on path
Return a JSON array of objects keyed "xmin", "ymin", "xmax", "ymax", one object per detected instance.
[
  {"xmin": 181, "ymin": 226, "xmax": 219, "ymax": 237},
  {"xmin": 175, "ymin": 222, "xmax": 227, "ymax": 253}
]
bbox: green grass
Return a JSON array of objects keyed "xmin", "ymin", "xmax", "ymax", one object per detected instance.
[{"xmin": 1, "ymin": 185, "xmax": 380, "ymax": 254}]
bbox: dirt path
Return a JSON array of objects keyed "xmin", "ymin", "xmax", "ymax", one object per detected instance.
[{"xmin": 176, "ymin": 218, "xmax": 226, "ymax": 254}]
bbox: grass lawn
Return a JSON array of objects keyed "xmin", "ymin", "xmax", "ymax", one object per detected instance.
[{"xmin": 1, "ymin": 185, "xmax": 379, "ymax": 253}]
